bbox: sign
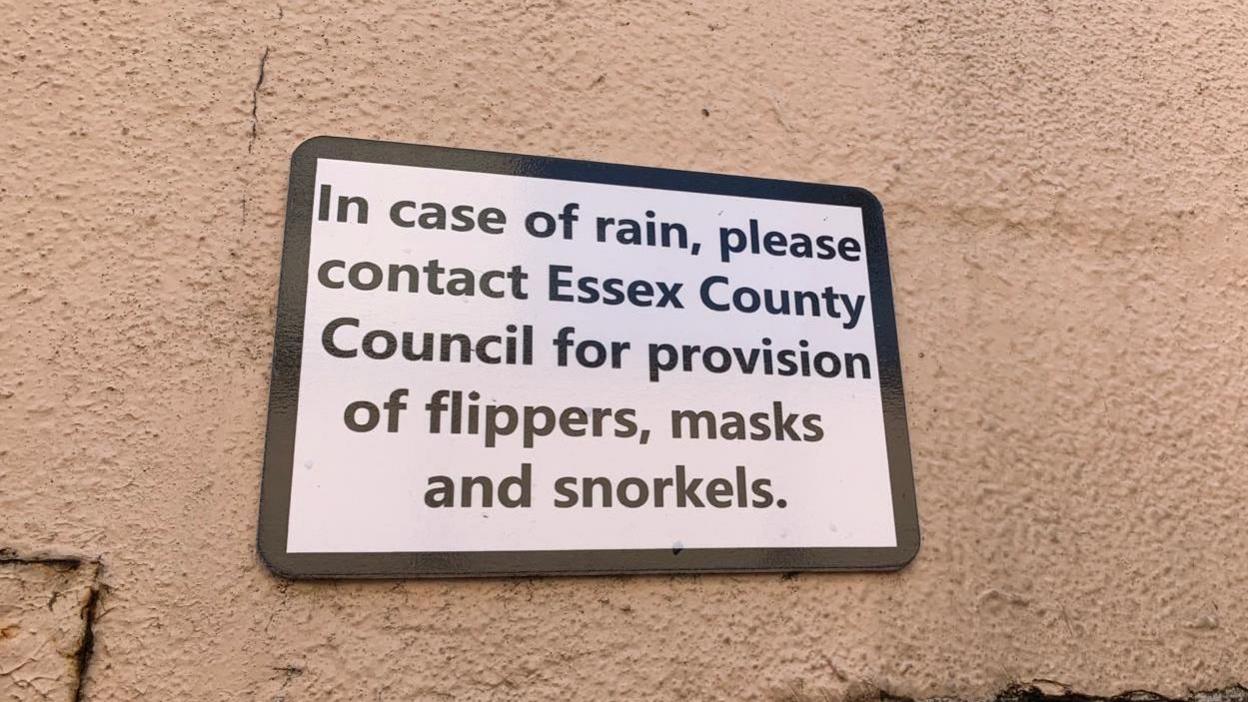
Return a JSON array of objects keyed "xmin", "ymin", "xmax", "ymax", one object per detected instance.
[{"xmin": 258, "ymin": 137, "xmax": 919, "ymax": 578}]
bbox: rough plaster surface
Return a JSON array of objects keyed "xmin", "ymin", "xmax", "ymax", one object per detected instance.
[
  {"xmin": 0, "ymin": 0, "xmax": 1246, "ymax": 699},
  {"xmin": 0, "ymin": 558, "xmax": 98, "ymax": 701}
]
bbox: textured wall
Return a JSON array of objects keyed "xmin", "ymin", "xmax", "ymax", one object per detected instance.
[
  {"xmin": 0, "ymin": 557, "xmax": 98, "ymax": 701},
  {"xmin": 1, "ymin": 0, "xmax": 1246, "ymax": 700}
]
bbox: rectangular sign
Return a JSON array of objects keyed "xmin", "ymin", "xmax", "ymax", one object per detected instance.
[{"xmin": 259, "ymin": 137, "xmax": 919, "ymax": 578}]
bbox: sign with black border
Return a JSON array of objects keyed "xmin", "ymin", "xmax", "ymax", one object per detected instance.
[{"xmin": 258, "ymin": 136, "xmax": 919, "ymax": 578}]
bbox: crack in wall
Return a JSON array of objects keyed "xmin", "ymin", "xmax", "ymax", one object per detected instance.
[
  {"xmin": 0, "ymin": 549, "xmax": 90, "ymax": 572},
  {"xmin": 248, "ymin": 47, "xmax": 270, "ymax": 153},
  {"xmin": 5, "ymin": 551, "xmax": 1245, "ymax": 700},
  {"xmin": 71, "ymin": 584, "xmax": 101, "ymax": 702},
  {"xmin": 848, "ymin": 684, "xmax": 1248, "ymax": 702},
  {"xmin": 0, "ymin": 549, "xmax": 103, "ymax": 702},
  {"xmin": 992, "ymin": 683, "xmax": 1248, "ymax": 702}
]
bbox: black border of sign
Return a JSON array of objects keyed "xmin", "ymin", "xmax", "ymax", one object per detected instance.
[{"xmin": 258, "ymin": 136, "xmax": 920, "ymax": 579}]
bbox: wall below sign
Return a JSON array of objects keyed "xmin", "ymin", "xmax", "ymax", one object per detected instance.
[{"xmin": 1, "ymin": 1, "xmax": 1246, "ymax": 700}]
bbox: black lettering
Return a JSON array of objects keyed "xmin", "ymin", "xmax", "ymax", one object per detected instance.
[
  {"xmin": 672, "ymin": 410, "xmax": 717, "ymax": 439},
  {"xmin": 479, "ymin": 207, "xmax": 506, "ymax": 234},
  {"xmin": 700, "ymin": 276, "xmax": 730, "ymax": 311},
  {"xmin": 553, "ymin": 477, "xmax": 578, "ymax": 507},
  {"xmin": 418, "ymin": 202, "xmax": 446, "ymax": 230},
  {"xmin": 675, "ymin": 465, "xmax": 704, "ymax": 508},
  {"xmin": 549, "ymin": 264, "xmax": 574, "ymax": 301},
  {"xmin": 337, "ymin": 195, "xmax": 368, "ymax": 224},
  {"xmin": 390, "ymin": 200, "xmax": 416, "ymax": 227},
  {"xmin": 839, "ymin": 237, "xmax": 862, "ymax": 261},
  {"xmin": 424, "ymin": 476, "xmax": 454, "ymax": 507},
  {"xmin": 583, "ymin": 477, "xmax": 613, "ymax": 508},
  {"xmin": 617, "ymin": 478, "xmax": 649, "ymax": 508},
  {"xmin": 461, "ymin": 475, "xmax": 492, "ymax": 507},
  {"xmin": 706, "ymin": 478, "xmax": 733, "ymax": 508},
  {"xmin": 498, "ymin": 464, "xmax": 531, "ymax": 508},
  {"xmin": 751, "ymin": 479, "xmax": 775, "ymax": 508},
  {"xmin": 450, "ymin": 204, "xmax": 475, "ymax": 232},
  {"xmin": 803, "ymin": 414, "xmax": 825, "ymax": 441},
  {"xmin": 322, "ymin": 317, "xmax": 358, "ymax": 358},
  {"xmin": 317, "ymin": 259, "xmax": 345, "ymax": 288}
]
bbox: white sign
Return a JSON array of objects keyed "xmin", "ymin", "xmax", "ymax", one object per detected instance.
[{"xmin": 259, "ymin": 137, "xmax": 918, "ymax": 577}]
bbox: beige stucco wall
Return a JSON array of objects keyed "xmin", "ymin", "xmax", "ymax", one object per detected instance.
[{"xmin": 2, "ymin": 1, "xmax": 1246, "ymax": 700}]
